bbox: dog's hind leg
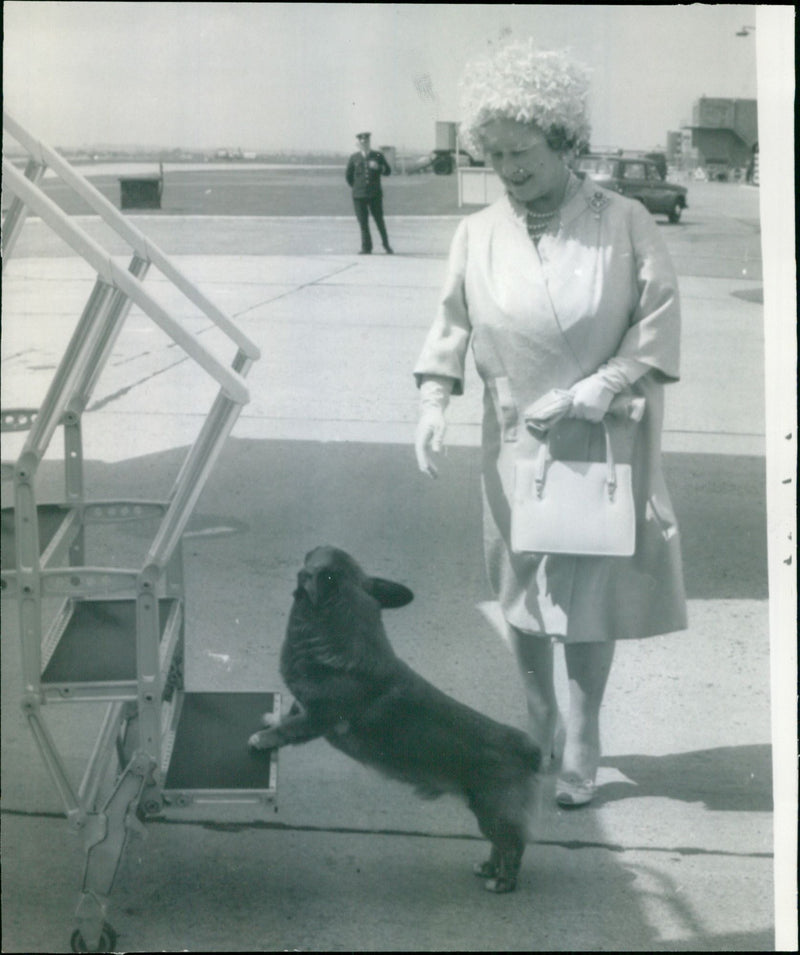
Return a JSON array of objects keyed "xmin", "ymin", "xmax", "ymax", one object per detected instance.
[
  {"xmin": 485, "ymin": 838, "xmax": 524, "ymax": 894},
  {"xmin": 473, "ymin": 844, "xmax": 501, "ymax": 880},
  {"xmin": 469, "ymin": 793, "xmax": 527, "ymax": 893},
  {"xmin": 474, "ymin": 833, "xmax": 524, "ymax": 893}
]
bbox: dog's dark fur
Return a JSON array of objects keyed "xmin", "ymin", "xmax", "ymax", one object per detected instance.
[{"xmin": 249, "ymin": 545, "xmax": 542, "ymax": 892}]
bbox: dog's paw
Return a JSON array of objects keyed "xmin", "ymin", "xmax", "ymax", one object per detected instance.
[
  {"xmin": 248, "ymin": 728, "xmax": 278, "ymax": 751},
  {"xmin": 473, "ymin": 860, "xmax": 499, "ymax": 880},
  {"xmin": 484, "ymin": 876, "xmax": 517, "ymax": 894},
  {"xmin": 260, "ymin": 710, "xmax": 281, "ymax": 728}
]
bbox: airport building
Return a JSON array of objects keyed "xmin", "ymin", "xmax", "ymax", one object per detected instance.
[{"xmin": 666, "ymin": 97, "xmax": 758, "ymax": 181}]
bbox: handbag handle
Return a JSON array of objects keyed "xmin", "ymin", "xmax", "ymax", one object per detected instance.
[{"xmin": 534, "ymin": 421, "xmax": 618, "ymax": 501}]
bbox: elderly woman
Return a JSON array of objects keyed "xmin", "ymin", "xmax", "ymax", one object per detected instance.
[{"xmin": 414, "ymin": 42, "xmax": 687, "ymax": 806}]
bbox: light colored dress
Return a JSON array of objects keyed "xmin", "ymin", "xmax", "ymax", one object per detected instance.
[{"xmin": 414, "ymin": 178, "xmax": 688, "ymax": 641}]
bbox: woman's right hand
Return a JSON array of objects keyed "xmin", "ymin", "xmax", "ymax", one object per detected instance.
[
  {"xmin": 415, "ymin": 375, "xmax": 454, "ymax": 478},
  {"xmin": 415, "ymin": 407, "xmax": 447, "ymax": 478},
  {"xmin": 568, "ymin": 374, "xmax": 615, "ymax": 423}
]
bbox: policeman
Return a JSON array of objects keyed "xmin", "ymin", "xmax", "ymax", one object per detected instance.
[{"xmin": 345, "ymin": 132, "xmax": 393, "ymax": 254}]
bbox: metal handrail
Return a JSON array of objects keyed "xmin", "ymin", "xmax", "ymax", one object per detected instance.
[
  {"xmin": 2, "ymin": 160, "xmax": 249, "ymax": 404},
  {"xmin": 3, "ymin": 110, "xmax": 260, "ymax": 362},
  {"xmin": 2, "ymin": 157, "xmax": 46, "ymax": 265}
]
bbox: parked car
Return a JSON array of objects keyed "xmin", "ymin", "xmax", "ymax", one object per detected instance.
[{"xmin": 573, "ymin": 154, "xmax": 688, "ymax": 223}]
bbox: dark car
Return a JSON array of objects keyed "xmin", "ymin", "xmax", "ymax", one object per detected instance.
[{"xmin": 574, "ymin": 154, "xmax": 688, "ymax": 223}]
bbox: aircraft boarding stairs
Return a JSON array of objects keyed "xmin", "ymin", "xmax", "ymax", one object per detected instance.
[{"xmin": 1, "ymin": 111, "xmax": 279, "ymax": 952}]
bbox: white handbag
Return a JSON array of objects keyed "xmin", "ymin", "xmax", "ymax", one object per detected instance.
[{"xmin": 511, "ymin": 421, "xmax": 636, "ymax": 557}]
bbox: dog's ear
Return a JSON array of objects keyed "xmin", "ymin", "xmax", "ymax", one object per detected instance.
[{"xmin": 364, "ymin": 577, "xmax": 414, "ymax": 609}]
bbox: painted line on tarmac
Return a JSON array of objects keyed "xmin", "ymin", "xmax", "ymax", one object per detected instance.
[
  {"xmin": 233, "ymin": 262, "xmax": 359, "ymax": 317},
  {"xmin": 0, "ymin": 807, "xmax": 772, "ymax": 859},
  {"xmin": 88, "ymin": 356, "xmax": 190, "ymax": 411}
]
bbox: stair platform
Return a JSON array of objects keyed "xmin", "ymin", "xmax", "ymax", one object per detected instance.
[
  {"xmin": 161, "ymin": 691, "xmax": 280, "ymax": 809},
  {"xmin": 41, "ymin": 597, "xmax": 181, "ymax": 700}
]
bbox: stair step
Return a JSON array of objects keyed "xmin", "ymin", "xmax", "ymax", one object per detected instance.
[
  {"xmin": 41, "ymin": 597, "xmax": 180, "ymax": 700},
  {"xmin": 161, "ymin": 691, "xmax": 279, "ymax": 807}
]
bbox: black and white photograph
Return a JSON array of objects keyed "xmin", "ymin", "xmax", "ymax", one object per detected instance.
[{"xmin": 1, "ymin": 4, "xmax": 795, "ymax": 952}]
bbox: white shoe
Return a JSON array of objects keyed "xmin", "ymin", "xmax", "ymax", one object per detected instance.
[{"xmin": 556, "ymin": 772, "xmax": 596, "ymax": 807}]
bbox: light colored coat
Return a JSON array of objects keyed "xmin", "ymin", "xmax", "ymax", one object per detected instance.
[{"xmin": 414, "ymin": 180, "xmax": 688, "ymax": 641}]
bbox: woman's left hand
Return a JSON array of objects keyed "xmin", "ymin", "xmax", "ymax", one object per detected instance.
[{"xmin": 568, "ymin": 375, "xmax": 615, "ymax": 423}]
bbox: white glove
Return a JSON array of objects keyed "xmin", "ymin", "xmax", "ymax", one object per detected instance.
[
  {"xmin": 415, "ymin": 376, "xmax": 453, "ymax": 478},
  {"xmin": 568, "ymin": 374, "xmax": 615, "ymax": 423}
]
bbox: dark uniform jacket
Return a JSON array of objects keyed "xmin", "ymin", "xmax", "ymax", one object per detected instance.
[{"xmin": 345, "ymin": 150, "xmax": 391, "ymax": 198}]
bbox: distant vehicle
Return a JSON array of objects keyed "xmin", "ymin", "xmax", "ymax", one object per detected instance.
[
  {"xmin": 574, "ymin": 154, "xmax": 688, "ymax": 223},
  {"xmin": 704, "ymin": 158, "xmax": 730, "ymax": 182},
  {"xmin": 406, "ymin": 148, "xmax": 484, "ymax": 175}
]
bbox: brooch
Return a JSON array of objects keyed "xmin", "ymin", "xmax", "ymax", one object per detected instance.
[{"xmin": 588, "ymin": 191, "xmax": 610, "ymax": 217}]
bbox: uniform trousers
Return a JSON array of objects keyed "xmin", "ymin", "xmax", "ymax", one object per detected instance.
[{"xmin": 353, "ymin": 195, "xmax": 390, "ymax": 252}]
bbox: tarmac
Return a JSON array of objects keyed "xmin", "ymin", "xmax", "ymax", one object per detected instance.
[{"xmin": 0, "ymin": 193, "xmax": 791, "ymax": 952}]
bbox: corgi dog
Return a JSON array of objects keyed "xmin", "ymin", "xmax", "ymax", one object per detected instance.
[{"xmin": 249, "ymin": 546, "xmax": 542, "ymax": 892}]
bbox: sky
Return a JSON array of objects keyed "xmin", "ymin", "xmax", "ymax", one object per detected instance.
[{"xmin": 3, "ymin": 3, "xmax": 764, "ymax": 154}]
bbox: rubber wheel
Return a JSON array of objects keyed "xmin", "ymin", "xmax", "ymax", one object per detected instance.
[
  {"xmin": 668, "ymin": 201, "xmax": 682, "ymax": 223},
  {"xmin": 70, "ymin": 922, "xmax": 117, "ymax": 953}
]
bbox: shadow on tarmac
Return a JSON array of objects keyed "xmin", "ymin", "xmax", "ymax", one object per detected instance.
[
  {"xmin": 1, "ymin": 438, "xmax": 773, "ymax": 952},
  {"xmin": 663, "ymin": 453, "xmax": 767, "ymax": 599},
  {"xmin": 731, "ymin": 287, "xmax": 764, "ymax": 304},
  {"xmin": 58, "ymin": 439, "xmax": 769, "ymax": 603},
  {"xmin": 596, "ymin": 744, "xmax": 773, "ymax": 812}
]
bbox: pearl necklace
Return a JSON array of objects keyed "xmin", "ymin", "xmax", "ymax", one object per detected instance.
[
  {"xmin": 524, "ymin": 172, "xmax": 581, "ymax": 242},
  {"xmin": 526, "ymin": 207, "xmax": 559, "ymax": 220},
  {"xmin": 525, "ymin": 203, "xmax": 561, "ymax": 219}
]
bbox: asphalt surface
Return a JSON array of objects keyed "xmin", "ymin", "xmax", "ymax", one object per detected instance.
[{"xmin": 0, "ymin": 178, "xmax": 791, "ymax": 952}]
